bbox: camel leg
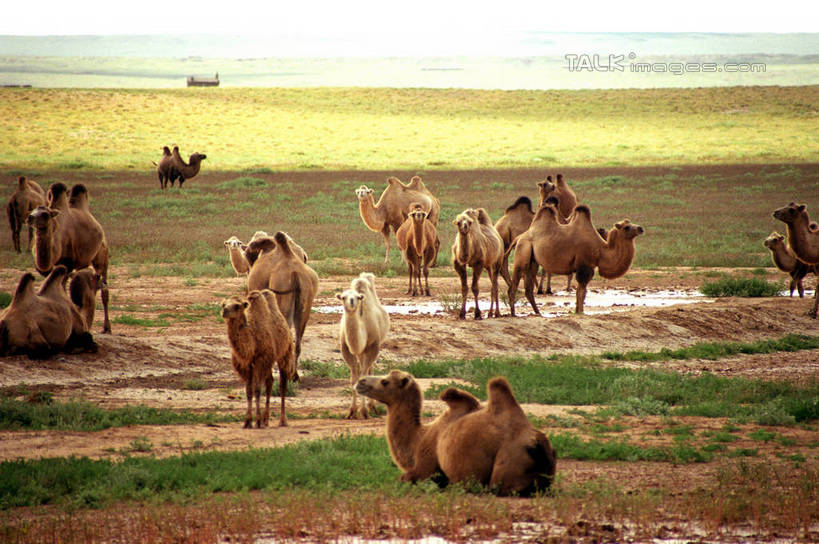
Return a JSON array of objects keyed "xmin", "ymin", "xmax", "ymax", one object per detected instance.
[
  {"xmin": 11, "ymin": 227, "xmax": 21, "ymax": 254},
  {"xmin": 413, "ymin": 254, "xmax": 422, "ymax": 297},
  {"xmin": 810, "ymin": 277, "xmax": 818, "ymax": 319},
  {"xmin": 499, "ymin": 250, "xmax": 512, "ymax": 288},
  {"xmin": 523, "ymin": 262, "xmax": 540, "ymax": 316},
  {"xmin": 575, "ymin": 265, "xmax": 594, "ymax": 314},
  {"xmin": 243, "ymin": 380, "xmax": 253, "ymax": 428},
  {"xmin": 508, "ymin": 262, "xmax": 524, "ymax": 317},
  {"xmin": 342, "ymin": 343, "xmax": 362, "ymax": 419},
  {"xmin": 93, "ymin": 247, "xmax": 111, "ymax": 333},
  {"xmin": 565, "ymin": 274, "xmax": 573, "ymax": 292},
  {"xmin": 538, "ymin": 270, "xmax": 550, "ymax": 295},
  {"xmin": 422, "ymin": 254, "xmax": 431, "ymax": 296},
  {"xmin": 430, "ymin": 235, "xmax": 441, "ymax": 267},
  {"xmin": 261, "ymin": 372, "xmax": 272, "ymax": 428},
  {"xmin": 359, "ymin": 343, "xmax": 381, "ymax": 418},
  {"xmin": 382, "ymin": 225, "xmax": 391, "ymax": 265},
  {"xmin": 488, "ymin": 266, "xmax": 500, "ymax": 318},
  {"xmin": 455, "ymin": 262, "xmax": 469, "ymax": 319},
  {"xmin": 254, "ymin": 378, "xmax": 263, "ymax": 428},
  {"xmin": 405, "ymin": 260, "xmax": 414, "ymax": 295},
  {"xmin": 278, "ymin": 369, "xmax": 288, "ymax": 427},
  {"xmin": 471, "ymin": 265, "xmax": 484, "ymax": 320}
]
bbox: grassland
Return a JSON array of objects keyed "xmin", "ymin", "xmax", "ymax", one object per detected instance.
[{"xmin": 1, "ymin": 86, "xmax": 817, "ymax": 171}]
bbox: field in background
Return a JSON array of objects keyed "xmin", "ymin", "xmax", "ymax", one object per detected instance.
[{"xmin": 1, "ymin": 86, "xmax": 817, "ymax": 172}]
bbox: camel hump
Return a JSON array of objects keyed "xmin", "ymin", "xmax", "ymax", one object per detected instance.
[
  {"xmin": 37, "ymin": 265, "xmax": 69, "ymax": 297},
  {"xmin": 439, "ymin": 387, "xmax": 481, "ymax": 413},
  {"xmin": 571, "ymin": 204, "xmax": 593, "ymax": 224},
  {"xmin": 486, "ymin": 376, "xmax": 523, "ymax": 414},
  {"xmin": 407, "ymin": 175, "xmax": 426, "ymax": 191},
  {"xmin": 47, "ymin": 182, "xmax": 69, "ymax": 208},
  {"xmin": 69, "ymin": 184, "xmax": 89, "ymax": 208},
  {"xmin": 386, "ymin": 176, "xmax": 404, "ymax": 187},
  {"xmin": 12, "ymin": 273, "xmax": 37, "ymax": 302},
  {"xmin": 533, "ymin": 204, "xmax": 557, "ymax": 223},
  {"xmin": 162, "ymin": 146, "xmax": 171, "ymax": 155},
  {"xmin": 273, "ymin": 232, "xmax": 295, "ymax": 257},
  {"xmin": 506, "ymin": 196, "xmax": 533, "ymax": 214},
  {"xmin": 17, "ymin": 176, "xmax": 27, "ymax": 190},
  {"xmin": 475, "ymin": 208, "xmax": 492, "ymax": 226}
]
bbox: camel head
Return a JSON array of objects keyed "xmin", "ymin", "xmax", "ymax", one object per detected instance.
[
  {"xmin": 355, "ymin": 370, "xmax": 419, "ymax": 407},
  {"xmin": 409, "ymin": 208, "xmax": 429, "ymax": 223},
  {"xmin": 336, "ymin": 288, "xmax": 365, "ymax": 314},
  {"xmin": 355, "ymin": 185, "xmax": 374, "ymax": 201},
  {"xmin": 611, "ymin": 220, "xmax": 645, "ymax": 241},
  {"xmin": 224, "ymin": 236, "xmax": 245, "ymax": 250},
  {"xmin": 537, "ymin": 177, "xmax": 555, "ymax": 197},
  {"xmin": 220, "ymin": 296, "xmax": 248, "ymax": 324},
  {"xmin": 26, "ymin": 206, "xmax": 59, "ymax": 230},
  {"xmin": 189, "ymin": 152, "xmax": 207, "ymax": 165},
  {"xmin": 764, "ymin": 232, "xmax": 786, "ymax": 250},
  {"xmin": 453, "ymin": 210, "xmax": 476, "ymax": 235},
  {"xmin": 773, "ymin": 202, "xmax": 808, "ymax": 225}
]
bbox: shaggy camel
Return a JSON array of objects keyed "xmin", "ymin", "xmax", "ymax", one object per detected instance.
[
  {"xmin": 250, "ymin": 231, "xmax": 319, "ymax": 367},
  {"xmin": 170, "ymin": 145, "xmax": 207, "ymax": 188},
  {"xmin": 356, "ymin": 176, "xmax": 441, "ymax": 265},
  {"xmin": 27, "ymin": 183, "xmax": 111, "ymax": 333},
  {"xmin": 155, "ymin": 146, "xmax": 180, "ymax": 190},
  {"xmin": 245, "ymin": 232, "xmax": 307, "ymax": 270},
  {"xmin": 69, "ymin": 268, "xmax": 106, "ymax": 330},
  {"xmin": 221, "ymin": 289, "xmax": 296, "ymax": 428},
  {"xmin": 773, "ymin": 202, "xmax": 819, "ymax": 318},
  {"xmin": 0, "ymin": 266, "xmax": 96, "ymax": 358},
  {"xmin": 764, "ymin": 232, "xmax": 815, "ymax": 298},
  {"xmin": 337, "ymin": 272, "xmax": 390, "ymax": 419},
  {"xmin": 508, "ymin": 205, "xmax": 643, "ymax": 315},
  {"xmin": 537, "ymin": 174, "xmax": 577, "ymax": 219},
  {"xmin": 224, "ymin": 236, "xmax": 250, "ymax": 276},
  {"xmin": 451, "ymin": 208, "xmax": 504, "ymax": 319},
  {"xmin": 356, "ymin": 371, "xmax": 557, "ymax": 495},
  {"xmin": 7, "ymin": 176, "xmax": 46, "ymax": 253},
  {"xmin": 396, "ymin": 206, "xmax": 437, "ymax": 296}
]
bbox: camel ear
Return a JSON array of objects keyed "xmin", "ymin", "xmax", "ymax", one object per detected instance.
[
  {"xmin": 400, "ymin": 376, "xmax": 410, "ymax": 388},
  {"xmin": 240, "ymin": 243, "xmax": 247, "ymax": 251},
  {"xmin": 241, "ymin": 301, "xmax": 248, "ymax": 309},
  {"xmin": 798, "ymin": 204, "xmax": 806, "ymax": 212},
  {"xmin": 224, "ymin": 240, "xmax": 230, "ymax": 247},
  {"xmin": 335, "ymin": 293, "xmax": 343, "ymax": 301},
  {"xmin": 614, "ymin": 221, "xmax": 624, "ymax": 229}
]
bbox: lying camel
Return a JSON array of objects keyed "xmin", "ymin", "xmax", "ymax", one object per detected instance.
[
  {"xmin": 764, "ymin": 232, "xmax": 815, "ymax": 298},
  {"xmin": 396, "ymin": 205, "xmax": 437, "ymax": 296},
  {"xmin": 27, "ymin": 183, "xmax": 111, "ymax": 333},
  {"xmin": 356, "ymin": 370, "xmax": 557, "ymax": 495},
  {"xmin": 337, "ymin": 273, "xmax": 390, "ymax": 419},
  {"xmin": 0, "ymin": 266, "xmax": 96, "ymax": 358},
  {"xmin": 508, "ymin": 204, "xmax": 643, "ymax": 315},
  {"xmin": 452, "ymin": 208, "xmax": 504, "ymax": 319},
  {"xmin": 7, "ymin": 176, "xmax": 46, "ymax": 253},
  {"xmin": 171, "ymin": 145, "xmax": 207, "ymax": 188},
  {"xmin": 773, "ymin": 202, "xmax": 819, "ymax": 318},
  {"xmin": 356, "ymin": 176, "xmax": 441, "ymax": 265}
]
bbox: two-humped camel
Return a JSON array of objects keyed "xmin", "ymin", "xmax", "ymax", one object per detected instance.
[
  {"xmin": 337, "ymin": 272, "xmax": 390, "ymax": 419},
  {"xmin": 0, "ymin": 266, "xmax": 96, "ymax": 358},
  {"xmin": 27, "ymin": 182, "xmax": 111, "ymax": 333},
  {"xmin": 170, "ymin": 145, "xmax": 207, "ymax": 188},
  {"xmin": 7, "ymin": 176, "xmax": 46, "ymax": 253},
  {"xmin": 396, "ymin": 206, "xmax": 437, "ymax": 296},
  {"xmin": 355, "ymin": 370, "xmax": 557, "ymax": 496},
  {"xmin": 221, "ymin": 289, "xmax": 296, "ymax": 428},
  {"xmin": 773, "ymin": 202, "xmax": 819, "ymax": 318},
  {"xmin": 764, "ymin": 232, "xmax": 815, "ymax": 298},
  {"xmin": 508, "ymin": 204, "xmax": 643, "ymax": 315},
  {"xmin": 356, "ymin": 176, "xmax": 441, "ymax": 265},
  {"xmin": 452, "ymin": 208, "xmax": 504, "ymax": 319}
]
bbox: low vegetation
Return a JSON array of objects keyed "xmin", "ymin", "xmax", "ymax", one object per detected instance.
[{"xmin": 700, "ymin": 276, "xmax": 783, "ymax": 297}]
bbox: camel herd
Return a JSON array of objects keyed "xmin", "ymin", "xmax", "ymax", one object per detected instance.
[{"xmin": 3, "ymin": 171, "xmax": 818, "ymax": 496}]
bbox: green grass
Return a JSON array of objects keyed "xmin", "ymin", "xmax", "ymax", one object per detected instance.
[
  {"xmin": 700, "ymin": 277, "xmax": 783, "ymax": 297},
  {"xmin": 0, "ymin": 291, "xmax": 10, "ymax": 309},
  {"xmin": 602, "ymin": 334, "xmax": 819, "ymax": 362}
]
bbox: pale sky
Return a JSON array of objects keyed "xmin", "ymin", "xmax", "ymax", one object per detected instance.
[{"xmin": 2, "ymin": 0, "xmax": 816, "ymax": 35}]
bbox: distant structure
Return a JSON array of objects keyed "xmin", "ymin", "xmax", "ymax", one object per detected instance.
[{"xmin": 187, "ymin": 73, "xmax": 219, "ymax": 87}]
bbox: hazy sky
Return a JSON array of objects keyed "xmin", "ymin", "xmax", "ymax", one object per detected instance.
[{"xmin": 2, "ymin": 0, "xmax": 815, "ymax": 35}]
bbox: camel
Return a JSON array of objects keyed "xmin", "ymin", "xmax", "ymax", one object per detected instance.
[
  {"xmin": 337, "ymin": 272, "xmax": 390, "ymax": 419},
  {"xmin": 155, "ymin": 146, "xmax": 180, "ymax": 190},
  {"xmin": 396, "ymin": 205, "xmax": 437, "ymax": 296},
  {"xmin": 0, "ymin": 266, "xmax": 96, "ymax": 358},
  {"xmin": 6, "ymin": 176, "xmax": 46, "ymax": 253},
  {"xmin": 221, "ymin": 289, "xmax": 296, "ymax": 428},
  {"xmin": 773, "ymin": 202, "xmax": 819, "ymax": 318},
  {"xmin": 170, "ymin": 145, "xmax": 207, "ymax": 188},
  {"xmin": 69, "ymin": 268, "xmax": 106, "ymax": 330},
  {"xmin": 508, "ymin": 204, "xmax": 644, "ymax": 315},
  {"xmin": 250, "ymin": 231, "xmax": 319, "ymax": 367},
  {"xmin": 764, "ymin": 232, "xmax": 815, "ymax": 298},
  {"xmin": 27, "ymin": 183, "xmax": 111, "ymax": 333},
  {"xmin": 451, "ymin": 208, "xmax": 504, "ymax": 319},
  {"xmin": 537, "ymin": 174, "xmax": 577, "ymax": 219},
  {"xmin": 245, "ymin": 232, "xmax": 307, "ymax": 271},
  {"xmin": 355, "ymin": 176, "xmax": 441, "ymax": 265},
  {"xmin": 224, "ymin": 236, "xmax": 250, "ymax": 277},
  {"xmin": 356, "ymin": 371, "xmax": 557, "ymax": 495}
]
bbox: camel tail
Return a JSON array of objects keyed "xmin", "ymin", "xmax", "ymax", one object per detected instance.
[{"xmin": 486, "ymin": 376, "xmax": 522, "ymax": 414}]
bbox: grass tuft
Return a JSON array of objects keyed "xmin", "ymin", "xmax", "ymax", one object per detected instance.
[{"xmin": 700, "ymin": 277, "xmax": 782, "ymax": 297}]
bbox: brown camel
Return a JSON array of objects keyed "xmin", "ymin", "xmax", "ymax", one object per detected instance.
[
  {"xmin": 251, "ymin": 231, "xmax": 319, "ymax": 368},
  {"xmin": 155, "ymin": 146, "xmax": 181, "ymax": 190},
  {"xmin": 6, "ymin": 176, "xmax": 46, "ymax": 253},
  {"xmin": 170, "ymin": 145, "xmax": 207, "ymax": 188},
  {"xmin": 356, "ymin": 371, "xmax": 557, "ymax": 495},
  {"xmin": 224, "ymin": 236, "xmax": 250, "ymax": 277},
  {"xmin": 396, "ymin": 205, "xmax": 437, "ymax": 296},
  {"xmin": 451, "ymin": 208, "xmax": 504, "ymax": 319},
  {"xmin": 764, "ymin": 232, "xmax": 815, "ymax": 298},
  {"xmin": 69, "ymin": 268, "xmax": 106, "ymax": 330},
  {"xmin": 356, "ymin": 176, "xmax": 441, "ymax": 265},
  {"xmin": 0, "ymin": 266, "xmax": 96, "ymax": 358},
  {"xmin": 27, "ymin": 183, "xmax": 111, "ymax": 333},
  {"xmin": 773, "ymin": 202, "xmax": 819, "ymax": 318},
  {"xmin": 245, "ymin": 232, "xmax": 307, "ymax": 272},
  {"xmin": 537, "ymin": 174, "xmax": 577, "ymax": 219},
  {"xmin": 221, "ymin": 289, "xmax": 295, "ymax": 428},
  {"xmin": 508, "ymin": 204, "xmax": 643, "ymax": 315}
]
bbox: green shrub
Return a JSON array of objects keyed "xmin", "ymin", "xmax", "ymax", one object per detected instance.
[
  {"xmin": 700, "ymin": 277, "xmax": 782, "ymax": 297},
  {"xmin": 0, "ymin": 291, "xmax": 11, "ymax": 309}
]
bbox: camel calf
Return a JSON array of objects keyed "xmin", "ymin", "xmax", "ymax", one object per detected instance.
[
  {"xmin": 764, "ymin": 232, "xmax": 815, "ymax": 298},
  {"xmin": 397, "ymin": 206, "xmax": 437, "ymax": 296}
]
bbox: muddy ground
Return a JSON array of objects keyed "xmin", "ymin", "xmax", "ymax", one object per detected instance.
[{"xmin": 1, "ymin": 266, "xmax": 818, "ymax": 541}]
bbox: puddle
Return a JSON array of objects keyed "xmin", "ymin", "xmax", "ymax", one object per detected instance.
[{"xmin": 315, "ymin": 289, "xmax": 713, "ymax": 317}]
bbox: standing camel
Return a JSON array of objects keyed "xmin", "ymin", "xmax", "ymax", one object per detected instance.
[
  {"xmin": 27, "ymin": 183, "xmax": 111, "ymax": 333},
  {"xmin": 537, "ymin": 174, "xmax": 577, "ymax": 218},
  {"xmin": 773, "ymin": 202, "xmax": 819, "ymax": 318},
  {"xmin": 356, "ymin": 176, "xmax": 440, "ymax": 265},
  {"xmin": 171, "ymin": 145, "xmax": 207, "ymax": 188},
  {"xmin": 508, "ymin": 204, "xmax": 643, "ymax": 315},
  {"xmin": 7, "ymin": 176, "xmax": 46, "ymax": 253},
  {"xmin": 396, "ymin": 206, "xmax": 437, "ymax": 296},
  {"xmin": 451, "ymin": 208, "xmax": 504, "ymax": 319}
]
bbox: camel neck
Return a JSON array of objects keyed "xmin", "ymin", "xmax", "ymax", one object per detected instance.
[
  {"xmin": 770, "ymin": 244, "xmax": 797, "ymax": 271},
  {"xmin": 386, "ymin": 397, "xmax": 423, "ymax": 471},
  {"xmin": 342, "ymin": 308, "xmax": 368, "ymax": 353},
  {"xmin": 358, "ymin": 197, "xmax": 385, "ymax": 232},
  {"xmin": 787, "ymin": 220, "xmax": 819, "ymax": 264},
  {"xmin": 598, "ymin": 234, "xmax": 635, "ymax": 279}
]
